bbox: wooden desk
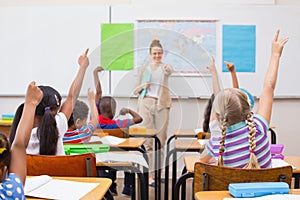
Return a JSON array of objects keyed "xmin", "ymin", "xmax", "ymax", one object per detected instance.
[
  {"xmin": 26, "ymin": 176, "xmax": 112, "ymax": 200},
  {"xmin": 174, "ymin": 155, "xmax": 300, "ymax": 200},
  {"xmin": 194, "ymin": 189, "xmax": 300, "ymax": 200},
  {"xmin": 0, "ymin": 123, "xmax": 12, "ymax": 137},
  {"xmin": 98, "ymin": 137, "xmax": 149, "ymax": 200},
  {"xmin": 183, "ymin": 155, "xmax": 300, "ymax": 176},
  {"xmin": 115, "ymin": 138, "xmax": 146, "ymax": 149}
]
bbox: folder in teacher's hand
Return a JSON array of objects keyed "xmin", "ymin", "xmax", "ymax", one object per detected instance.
[{"xmin": 140, "ymin": 68, "xmax": 151, "ymax": 98}]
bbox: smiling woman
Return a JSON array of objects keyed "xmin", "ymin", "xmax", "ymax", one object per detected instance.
[{"xmin": 133, "ymin": 39, "xmax": 173, "ymax": 184}]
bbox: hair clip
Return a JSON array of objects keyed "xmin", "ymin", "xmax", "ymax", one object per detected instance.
[
  {"xmin": 54, "ymin": 94, "xmax": 60, "ymax": 106},
  {"xmin": 45, "ymin": 107, "xmax": 51, "ymax": 111},
  {"xmin": 250, "ymin": 149, "xmax": 255, "ymax": 153},
  {"xmin": 0, "ymin": 147, "xmax": 6, "ymax": 154}
]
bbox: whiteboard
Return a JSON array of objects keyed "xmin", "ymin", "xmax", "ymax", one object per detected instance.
[
  {"xmin": 0, "ymin": 6, "xmax": 109, "ymax": 96},
  {"xmin": 110, "ymin": 4, "xmax": 300, "ymax": 98}
]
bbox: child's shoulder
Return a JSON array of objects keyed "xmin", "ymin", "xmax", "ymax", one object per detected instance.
[{"xmin": 0, "ymin": 173, "xmax": 24, "ymax": 198}]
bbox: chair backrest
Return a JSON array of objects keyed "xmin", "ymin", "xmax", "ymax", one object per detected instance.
[
  {"xmin": 26, "ymin": 153, "xmax": 97, "ymax": 177},
  {"xmin": 95, "ymin": 128, "xmax": 128, "ymax": 138},
  {"xmin": 194, "ymin": 162, "xmax": 292, "ymax": 194}
]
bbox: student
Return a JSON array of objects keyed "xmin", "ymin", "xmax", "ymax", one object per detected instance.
[
  {"xmin": 94, "ymin": 66, "xmax": 143, "ymax": 197},
  {"xmin": 1, "ymin": 81, "xmax": 42, "ymax": 199},
  {"xmin": 134, "ymin": 39, "xmax": 173, "ymax": 185},
  {"xmin": 9, "ymin": 49, "xmax": 90, "ymax": 155},
  {"xmin": 63, "ymin": 89, "xmax": 98, "ymax": 143},
  {"xmin": 201, "ymin": 57, "xmax": 239, "ymax": 163},
  {"xmin": 200, "ymin": 30, "xmax": 288, "ymax": 168}
]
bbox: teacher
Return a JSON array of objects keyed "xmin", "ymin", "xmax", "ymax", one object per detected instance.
[{"xmin": 134, "ymin": 39, "xmax": 173, "ymax": 185}]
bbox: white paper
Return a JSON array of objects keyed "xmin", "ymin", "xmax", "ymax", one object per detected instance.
[
  {"xmin": 223, "ymin": 194, "xmax": 300, "ymax": 200},
  {"xmin": 271, "ymin": 159, "xmax": 297, "ymax": 170},
  {"xmin": 24, "ymin": 175, "xmax": 52, "ymax": 193},
  {"xmin": 89, "ymin": 135, "xmax": 126, "ymax": 145},
  {"xmin": 96, "ymin": 152, "xmax": 148, "ymax": 167},
  {"xmin": 25, "ymin": 176, "xmax": 99, "ymax": 200}
]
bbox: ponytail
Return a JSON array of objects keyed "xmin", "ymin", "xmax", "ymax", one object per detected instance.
[
  {"xmin": 244, "ymin": 112, "xmax": 260, "ymax": 169},
  {"xmin": 218, "ymin": 120, "xmax": 227, "ymax": 166},
  {"xmin": 37, "ymin": 108, "xmax": 59, "ymax": 155}
]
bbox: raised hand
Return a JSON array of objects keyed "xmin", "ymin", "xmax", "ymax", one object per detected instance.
[
  {"xmin": 25, "ymin": 81, "xmax": 43, "ymax": 106},
  {"xmin": 272, "ymin": 29, "xmax": 289, "ymax": 57},
  {"xmin": 119, "ymin": 108, "xmax": 129, "ymax": 115},
  {"xmin": 87, "ymin": 88, "xmax": 95, "ymax": 102},
  {"xmin": 225, "ymin": 61, "xmax": 235, "ymax": 72},
  {"xmin": 94, "ymin": 66, "xmax": 104, "ymax": 73},
  {"xmin": 78, "ymin": 48, "xmax": 89, "ymax": 69},
  {"xmin": 206, "ymin": 56, "xmax": 217, "ymax": 74}
]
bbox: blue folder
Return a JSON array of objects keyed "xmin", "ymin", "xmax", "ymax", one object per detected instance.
[{"xmin": 140, "ymin": 68, "xmax": 151, "ymax": 98}]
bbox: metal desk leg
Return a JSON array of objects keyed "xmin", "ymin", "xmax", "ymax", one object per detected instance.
[
  {"xmin": 181, "ymin": 167, "xmax": 187, "ymax": 200},
  {"xmin": 172, "ymin": 149, "xmax": 177, "ymax": 200},
  {"xmin": 174, "ymin": 172, "xmax": 194, "ymax": 200},
  {"xmin": 164, "ymin": 149, "xmax": 176, "ymax": 200},
  {"xmin": 294, "ymin": 173, "xmax": 300, "ymax": 189},
  {"xmin": 166, "ymin": 135, "xmax": 176, "ymax": 154}
]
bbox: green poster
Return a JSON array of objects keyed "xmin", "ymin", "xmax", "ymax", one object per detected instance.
[{"xmin": 101, "ymin": 23, "xmax": 134, "ymax": 70}]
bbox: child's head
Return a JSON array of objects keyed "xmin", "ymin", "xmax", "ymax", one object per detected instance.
[
  {"xmin": 99, "ymin": 96, "xmax": 116, "ymax": 119},
  {"xmin": 0, "ymin": 133, "xmax": 10, "ymax": 181},
  {"xmin": 213, "ymin": 88, "xmax": 250, "ymax": 126},
  {"xmin": 68, "ymin": 100, "xmax": 89, "ymax": 129},
  {"xmin": 36, "ymin": 86, "xmax": 62, "ymax": 116},
  {"xmin": 213, "ymin": 88, "xmax": 259, "ymax": 168},
  {"xmin": 10, "ymin": 85, "xmax": 62, "ymax": 155}
]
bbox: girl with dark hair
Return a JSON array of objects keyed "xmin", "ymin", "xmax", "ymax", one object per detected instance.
[
  {"xmin": 9, "ymin": 49, "xmax": 90, "ymax": 155},
  {"xmin": 0, "ymin": 81, "xmax": 42, "ymax": 199}
]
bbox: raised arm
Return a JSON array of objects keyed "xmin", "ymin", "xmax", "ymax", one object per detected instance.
[
  {"xmin": 207, "ymin": 56, "xmax": 221, "ymax": 95},
  {"xmin": 225, "ymin": 61, "xmax": 239, "ymax": 88},
  {"xmin": 87, "ymin": 88, "xmax": 99, "ymax": 128},
  {"xmin": 257, "ymin": 30, "xmax": 289, "ymax": 124},
  {"xmin": 93, "ymin": 66, "xmax": 104, "ymax": 105},
  {"xmin": 119, "ymin": 108, "xmax": 143, "ymax": 125},
  {"xmin": 61, "ymin": 49, "xmax": 89, "ymax": 120},
  {"xmin": 10, "ymin": 81, "xmax": 43, "ymax": 184}
]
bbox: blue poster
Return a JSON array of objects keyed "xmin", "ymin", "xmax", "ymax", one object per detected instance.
[{"xmin": 222, "ymin": 25, "xmax": 256, "ymax": 72}]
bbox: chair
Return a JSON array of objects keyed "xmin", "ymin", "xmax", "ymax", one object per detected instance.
[
  {"xmin": 26, "ymin": 153, "xmax": 97, "ymax": 177},
  {"xmin": 194, "ymin": 162, "xmax": 293, "ymax": 194}
]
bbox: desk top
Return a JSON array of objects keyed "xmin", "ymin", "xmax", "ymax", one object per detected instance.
[
  {"xmin": 174, "ymin": 139, "xmax": 204, "ymax": 150},
  {"xmin": 284, "ymin": 156, "xmax": 300, "ymax": 173},
  {"xmin": 184, "ymin": 155, "xmax": 300, "ymax": 173},
  {"xmin": 116, "ymin": 138, "xmax": 146, "ymax": 148},
  {"xmin": 26, "ymin": 176, "xmax": 112, "ymax": 200},
  {"xmin": 194, "ymin": 189, "xmax": 300, "ymax": 200},
  {"xmin": 173, "ymin": 129, "xmax": 197, "ymax": 137},
  {"xmin": 129, "ymin": 128, "xmax": 156, "ymax": 136}
]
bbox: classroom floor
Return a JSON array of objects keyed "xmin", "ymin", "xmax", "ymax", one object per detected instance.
[{"xmin": 113, "ymin": 178, "xmax": 194, "ymax": 200}]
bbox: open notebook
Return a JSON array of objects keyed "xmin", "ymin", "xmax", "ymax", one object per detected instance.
[{"xmin": 24, "ymin": 175, "xmax": 99, "ymax": 200}]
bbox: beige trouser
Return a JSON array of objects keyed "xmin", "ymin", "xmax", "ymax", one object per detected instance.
[{"xmin": 138, "ymin": 97, "xmax": 170, "ymax": 178}]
